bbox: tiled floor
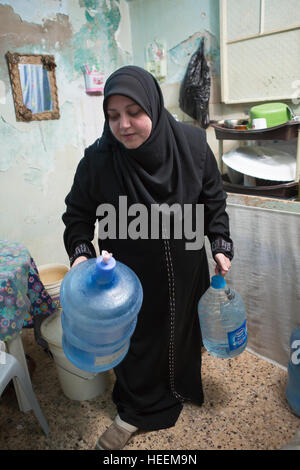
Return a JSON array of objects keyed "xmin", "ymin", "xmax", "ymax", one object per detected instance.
[{"xmin": 0, "ymin": 327, "xmax": 299, "ymax": 450}]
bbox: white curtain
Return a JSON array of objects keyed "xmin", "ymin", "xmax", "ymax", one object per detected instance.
[
  {"xmin": 206, "ymin": 203, "xmax": 300, "ymax": 369},
  {"xmin": 18, "ymin": 64, "xmax": 52, "ymax": 114}
]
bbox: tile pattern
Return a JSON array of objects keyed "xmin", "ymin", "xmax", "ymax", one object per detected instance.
[{"xmin": 0, "ymin": 328, "xmax": 299, "ymax": 450}]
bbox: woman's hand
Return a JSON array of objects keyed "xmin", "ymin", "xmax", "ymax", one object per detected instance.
[
  {"xmin": 214, "ymin": 253, "xmax": 231, "ymax": 277},
  {"xmin": 71, "ymin": 256, "xmax": 88, "ymax": 268}
]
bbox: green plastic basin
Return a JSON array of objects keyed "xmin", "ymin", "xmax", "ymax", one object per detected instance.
[{"xmin": 249, "ymin": 103, "xmax": 293, "ymax": 128}]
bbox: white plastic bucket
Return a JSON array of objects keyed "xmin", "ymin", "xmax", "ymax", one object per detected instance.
[
  {"xmin": 38, "ymin": 264, "xmax": 69, "ymax": 308},
  {"xmin": 41, "ymin": 310, "xmax": 107, "ymax": 401}
]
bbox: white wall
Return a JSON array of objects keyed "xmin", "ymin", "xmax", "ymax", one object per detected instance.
[{"xmin": 0, "ymin": 0, "xmax": 132, "ymax": 265}]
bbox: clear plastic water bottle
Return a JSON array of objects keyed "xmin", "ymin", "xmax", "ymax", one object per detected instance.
[
  {"xmin": 286, "ymin": 326, "xmax": 300, "ymax": 417},
  {"xmin": 198, "ymin": 274, "xmax": 247, "ymax": 358}
]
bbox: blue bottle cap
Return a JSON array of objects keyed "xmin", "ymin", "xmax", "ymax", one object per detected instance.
[
  {"xmin": 211, "ymin": 274, "xmax": 226, "ymax": 289},
  {"xmin": 94, "ymin": 251, "xmax": 116, "ymax": 284}
]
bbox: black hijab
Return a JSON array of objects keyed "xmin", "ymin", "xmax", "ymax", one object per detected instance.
[{"xmin": 102, "ymin": 66, "xmax": 205, "ymax": 207}]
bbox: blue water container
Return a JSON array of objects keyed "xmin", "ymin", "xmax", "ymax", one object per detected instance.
[
  {"xmin": 198, "ymin": 274, "xmax": 247, "ymax": 358},
  {"xmin": 60, "ymin": 252, "xmax": 143, "ymax": 372},
  {"xmin": 286, "ymin": 326, "xmax": 300, "ymax": 417}
]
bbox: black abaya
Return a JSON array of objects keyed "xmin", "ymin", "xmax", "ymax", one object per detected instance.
[{"xmin": 62, "ymin": 66, "xmax": 233, "ymax": 430}]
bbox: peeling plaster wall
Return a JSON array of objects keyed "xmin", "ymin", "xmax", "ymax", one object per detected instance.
[
  {"xmin": 0, "ymin": 0, "xmax": 132, "ymax": 265},
  {"xmin": 128, "ymin": 0, "xmax": 219, "ymax": 83},
  {"xmin": 127, "ymin": 0, "xmax": 225, "ymax": 157},
  {"xmin": 127, "ymin": 0, "xmax": 263, "ymax": 161},
  {"xmin": 127, "ymin": 0, "xmax": 300, "ymax": 164}
]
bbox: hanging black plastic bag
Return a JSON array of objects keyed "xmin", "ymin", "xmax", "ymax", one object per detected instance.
[{"xmin": 179, "ymin": 38, "xmax": 211, "ymax": 128}]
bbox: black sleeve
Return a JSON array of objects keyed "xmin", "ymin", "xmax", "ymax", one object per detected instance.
[
  {"xmin": 199, "ymin": 144, "xmax": 234, "ymax": 261},
  {"xmin": 62, "ymin": 153, "xmax": 98, "ymax": 266}
]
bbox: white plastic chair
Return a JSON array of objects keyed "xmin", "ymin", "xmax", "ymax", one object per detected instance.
[{"xmin": 0, "ymin": 351, "xmax": 50, "ymax": 436}]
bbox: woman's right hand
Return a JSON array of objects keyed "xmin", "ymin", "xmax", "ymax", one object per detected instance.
[{"xmin": 71, "ymin": 256, "xmax": 88, "ymax": 268}]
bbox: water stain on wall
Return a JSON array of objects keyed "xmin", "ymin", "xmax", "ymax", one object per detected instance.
[
  {"xmin": 0, "ymin": 4, "xmax": 80, "ymax": 178},
  {"xmin": 168, "ymin": 30, "xmax": 220, "ymax": 84},
  {"xmin": 0, "ymin": 1, "xmax": 126, "ymax": 178},
  {"xmin": 0, "ymin": 4, "xmax": 73, "ymax": 83},
  {"xmin": 74, "ymin": 0, "xmax": 122, "ymax": 75}
]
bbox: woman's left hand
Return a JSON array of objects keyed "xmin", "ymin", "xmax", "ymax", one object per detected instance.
[{"xmin": 214, "ymin": 253, "xmax": 231, "ymax": 277}]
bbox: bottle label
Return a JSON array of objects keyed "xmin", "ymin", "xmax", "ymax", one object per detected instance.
[{"xmin": 227, "ymin": 319, "xmax": 247, "ymax": 351}]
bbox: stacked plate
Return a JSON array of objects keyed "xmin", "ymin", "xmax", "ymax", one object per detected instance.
[{"xmin": 222, "ymin": 145, "xmax": 296, "ymax": 186}]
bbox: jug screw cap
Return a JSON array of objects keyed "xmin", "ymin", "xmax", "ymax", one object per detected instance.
[
  {"xmin": 101, "ymin": 250, "xmax": 113, "ymax": 264},
  {"xmin": 211, "ymin": 274, "xmax": 226, "ymax": 289}
]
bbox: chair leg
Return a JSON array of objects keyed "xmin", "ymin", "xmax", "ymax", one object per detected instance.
[
  {"xmin": 15, "ymin": 373, "xmax": 50, "ymax": 436},
  {"xmin": 6, "ymin": 334, "xmax": 32, "ymax": 412},
  {"xmin": 2, "ymin": 353, "xmax": 50, "ymax": 436}
]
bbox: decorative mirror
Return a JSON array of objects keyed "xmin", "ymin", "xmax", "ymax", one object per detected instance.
[{"xmin": 6, "ymin": 52, "xmax": 60, "ymax": 122}]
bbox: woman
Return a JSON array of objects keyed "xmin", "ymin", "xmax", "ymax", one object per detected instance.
[{"xmin": 62, "ymin": 66, "xmax": 233, "ymax": 450}]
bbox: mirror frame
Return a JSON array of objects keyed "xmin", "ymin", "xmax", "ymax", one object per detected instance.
[{"xmin": 6, "ymin": 51, "xmax": 60, "ymax": 122}]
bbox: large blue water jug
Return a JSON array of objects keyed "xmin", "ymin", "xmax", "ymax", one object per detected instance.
[
  {"xmin": 286, "ymin": 326, "xmax": 300, "ymax": 416},
  {"xmin": 198, "ymin": 274, "xmax": 247, "ymax": 358},
  {"xmin": 60, "ymin": 251, "xmax": 143, "ymax": 373}
]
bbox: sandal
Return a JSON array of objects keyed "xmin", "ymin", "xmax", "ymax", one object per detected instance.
[{"xmin": 95, "ymin": 416, "xmax": 138, "ymax": 450}]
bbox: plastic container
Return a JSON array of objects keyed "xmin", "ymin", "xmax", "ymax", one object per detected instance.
[
  {"xmin": 60, "ymin": 251, "xmax": 143, "ymax": 373},
  {"xmin": 249, "ymin": 103, "xmax": 293, "ymax": 128},
  {"xmin": 198, "ymin": 274, "xmax": 247, "ymax": 358},
  {"xmin": 41, "ymin": 310, "xmax": 107, "ymax": 401},
  {"xmin": 83, "ymin": 71, "xmax": 104, "ymax": 93},
  {"xmin": 286, "ymin": 326, "xmax": 300, "ymax": 417},
  {"xmin": 281, "ymin": 427, "xmax": 300, "ymax": 450},
  {"xmin": 38, "ymin": 264, "xmax": 69, "ymax": 308}
]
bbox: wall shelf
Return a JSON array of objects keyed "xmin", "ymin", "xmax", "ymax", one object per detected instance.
[{"xmin": 211, "ymin": 120, "xmax": 300, "ymax": 186}]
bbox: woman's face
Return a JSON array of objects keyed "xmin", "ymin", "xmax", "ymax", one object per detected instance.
[{"xmin": 106, "ymin": 95, "xmax": 152, "ymax": 149}]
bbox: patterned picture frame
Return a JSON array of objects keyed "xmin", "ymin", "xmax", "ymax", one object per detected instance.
[{"xmin": 6, "ymin": 51, "xmax": 60, "ymax": 122}]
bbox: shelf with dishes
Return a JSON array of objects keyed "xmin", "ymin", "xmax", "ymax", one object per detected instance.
[
  {"xmin": 211, "ymin": 103, "xmax": 300, "ymax": 199},
  {"xmin": 211, "ymin": 119, "xmax": 300, "ymax": 141}
]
